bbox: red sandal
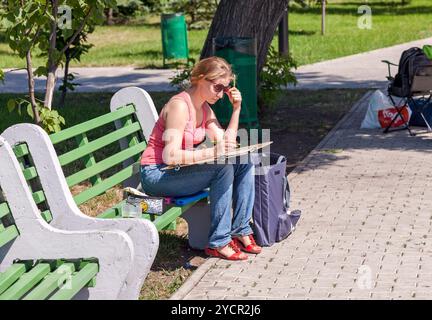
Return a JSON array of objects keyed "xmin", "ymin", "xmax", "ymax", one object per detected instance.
[
  {"xmin": 233, "ymin": 234, "xmax": 262, "ymax": 254},
  {"xmin": 204, "ymin": 240, "xmax": 248, "ymax": 261}
]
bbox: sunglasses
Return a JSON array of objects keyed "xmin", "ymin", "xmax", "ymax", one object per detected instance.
[{"xmin": 208, "ymin": 80, "xmax": 231, "ymax": 93}]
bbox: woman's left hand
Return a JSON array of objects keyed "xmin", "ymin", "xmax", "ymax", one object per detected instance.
[{"xmin": 227, "ymin": 87, "xmax": 242, "ymax": 110}]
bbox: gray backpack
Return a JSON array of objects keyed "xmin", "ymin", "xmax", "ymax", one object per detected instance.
[{"xmin": 251, "ymin": 153, "xmax": 301, "ymax": 247}]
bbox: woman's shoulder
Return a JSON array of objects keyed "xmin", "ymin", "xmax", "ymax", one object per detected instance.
[
  {"xmin": 167, "ymin": 91, "xmax": 189, "ymax": 107},
  {"xmin": 163, "ymin": 94, "xmax": 189, "ymax": 121},
  {"xmin": 166, "ymin": 95, "xmax": 188, "ymax": 111}
]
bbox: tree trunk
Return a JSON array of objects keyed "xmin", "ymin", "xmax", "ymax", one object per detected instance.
[
  {"xmin": 59, "ymin": 51, "xmax": 71, "ymax": 108},
  {"xmin": 44, "ymin": 67, "xmax": 57, "ymax": 110},
  {"xmin": 321, "ymin": 0, "xmax": 326, "ymax": 35},
  {"xmin": 44, "ymin": 0, "xmax": 58, "ymax": 110},
  {"xmin": 278, "ymin": 7, "xmax": 289, "ymax": 56},
  {"xmin": 200, "ymin": 0, "xmax": 289, "ymax": 75},
  {"xmin": 106, "ymin": 8, "xmax": 114, "ymax": 25},
  {"xmin": 26, "ymin": 51, "xmax": 41, "ymax": 125}
]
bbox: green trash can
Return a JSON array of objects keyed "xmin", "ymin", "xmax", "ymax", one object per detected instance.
[
  {"xmin": 161, "ymin": 13, "xmax": 189, "ymax": 67},
  {"xmin": 212, "ymin": 37, "xmax": 259, "ymax": 128}
]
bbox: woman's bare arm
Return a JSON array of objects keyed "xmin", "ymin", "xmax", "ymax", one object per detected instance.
[{"xmin": 162, "ymin": 99, "xmax": 215, "ymax": 165}]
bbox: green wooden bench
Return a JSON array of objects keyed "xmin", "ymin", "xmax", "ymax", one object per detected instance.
[
  {"xmin": 0, "ymin": 136, "xmax": 134, "ymax": 300},
  {"xmin": 2, "ymin": 87, "xmax": 212, "ymax": 253}
]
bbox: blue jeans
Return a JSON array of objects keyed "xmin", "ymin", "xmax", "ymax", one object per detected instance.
[{"xmin": 140, "ymin": 162, "xmax": 255, "ymax": 248}]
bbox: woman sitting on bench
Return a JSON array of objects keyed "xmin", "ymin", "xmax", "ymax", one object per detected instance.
[{"xmin": 140, "ymin": 56, "xmax": 261, "ymax": 261}]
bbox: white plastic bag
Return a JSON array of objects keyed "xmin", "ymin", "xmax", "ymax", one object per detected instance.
[
  {"xmin": 361, "ymin": 90, "xmax": 411, "ymax": 129},
  {"xmin": 361, "ymin": 90, "xmax": 393, "ymax": 129}
]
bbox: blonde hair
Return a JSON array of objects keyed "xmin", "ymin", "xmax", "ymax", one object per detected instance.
[{"xmin": 190, "ymin": 56, "xmax": 236, "ymax": 85}]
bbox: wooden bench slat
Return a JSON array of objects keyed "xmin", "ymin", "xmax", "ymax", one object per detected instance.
[
  {"xmin": 58, "ymin": 122, "xmax": 142, "ymax": 166},
  {"xmin": 73, "ymin": 163, "xmax": 136, "ymax": 205},
  {"xmin": 98, "ymin": 200, "xmax": 125, "ymax": 219},
  {"xmin": 66, "ymin": 141, "xmax": 146, "ymax": 188},
  {"xmin": 23, "ymin": 263, "xmax": 75, "ymax": 300},
  {"xmin": 121, "ymin": 115, "xmax": 141, "ymax": 147},
  {"xmin": 153, "ymin": 202, "xmax": 197, "ymax": 231},
  {"xmin": 32, "ymin": 190, "xmax": 46, "ymax": 205},
  {"xmin": 0, "ymin": 225, "xmax": 20, "ymax": 248},
  {"xmin": 50, "ymin": 104, "xmax": 136, "ymax": 144},
  {"xmin": 22, "ymin": 167, "xmax": 38, "ymax": 181},
  {"xmin": 12, "ymin": 144, "xmax": 29, "ymax": 158},
  {"xmin": 49, "ymin": 263, "xmax": 98, "ymax": 300},
  {"xmin": 40, "ymin": 210, "xmax": 53, "ymax": 223},
  {"xmin": 76, "ymin": 133, "xmax": 103, "ymax": 185},
  {"xmin": 0, "ymin": 263, "xmax": 51, "ymax": 300},
  {"xmin": 0, "ymin": 203, "xmax": 11, "ymax": 219},
  {"xmin": 0, "ymin": 263, "xmax": 27, "ymax": 296}
]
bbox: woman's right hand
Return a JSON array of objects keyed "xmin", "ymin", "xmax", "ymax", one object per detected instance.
[{"xmin": 213, "ymin": 138, "xmax": 238, "ymax": 157}]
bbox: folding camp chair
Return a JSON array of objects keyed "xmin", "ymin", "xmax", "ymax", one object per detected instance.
[{"xmin": 382, "ymin": 51, "xmax": 432, "ymax": 136}]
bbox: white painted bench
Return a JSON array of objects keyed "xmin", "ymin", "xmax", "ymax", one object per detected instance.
[{"xmin": 0, "ymin": 136, "xmax": 134, "ymax": 300}]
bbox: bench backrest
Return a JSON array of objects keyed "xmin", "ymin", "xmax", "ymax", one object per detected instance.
[
  {"xmin": 0, "ymin": 137, "xmax": 117, "ymax": 300},
  {"xmin": 7, "ymin": 104, "xmax": 149, "ymax": 223},
  {"xmin": 0, "ymin": 139, "xmax": 22, "ymax": 249},
  {"xmin": 12, "ymin": 143, "xmax": 54, "ymax": 223},
  {"xmin": 48, "ymin": 103, "xmax": 146, "ymax": 207},
  {"xmin": 0, "ymin": 193, "xmax": 20, "ymax": 249}
]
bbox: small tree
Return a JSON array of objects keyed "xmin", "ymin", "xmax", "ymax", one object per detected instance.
[
  {"xmin": 55, "ymin": 26, "xmax": 94, "ymax": 107},
  {"xmin": 258, "ymin": 46, "xmax": 297, "ymax": 112},
  {"xmin": 0, "ymin": 0, "xmax": 114, "ymax": 132}
]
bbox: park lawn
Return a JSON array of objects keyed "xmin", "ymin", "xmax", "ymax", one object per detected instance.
[
  {"xmin": 0, "ymin": 88, "xmax": 367, "ymax": 299},
  {"xmin": 288, "ymin": 0, "xmax": 432, "ymax": 65},
  {"xmin": 0, "ymin": 0, "xmax": 431, "ymax": 69}
]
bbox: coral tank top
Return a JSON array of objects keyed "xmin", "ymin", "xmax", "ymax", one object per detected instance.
[{"xmin": 140, "ymin": 91, "xmax": 208, "ymax": 165}]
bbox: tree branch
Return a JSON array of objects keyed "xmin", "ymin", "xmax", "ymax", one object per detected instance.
[
  {"xmin": 24, "ymin": 1, "xmax": 48, "ymax": 40},
  {"xmin": 56, "ymin": 6, "xmax": 94, "ymax": 64}
]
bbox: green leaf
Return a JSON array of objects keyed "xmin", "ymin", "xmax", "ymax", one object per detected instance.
[
  {"xmin": 34, "ymin": 66, "xmax": 47, "ymax": 77},
  {"xmin": 26, "ymin": 103, "xmax": 34, "ymax": 119},
  {"xmin": 7, "ymin": 99, "xmax": 16, "ymax": 113}
]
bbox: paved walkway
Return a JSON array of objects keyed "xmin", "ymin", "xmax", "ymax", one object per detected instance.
[
  {"xmin": 290, "ymin": 37, "xmax": 432, "ymax": 90},
  {"xmin": 288, "ymin": 38, "xmax": 432, "ymax": 89},
  {"xmin": 0, "ymin": 67, "xmax": 177, "ymax": 93},
  {"xmin": 171, "ymin": 91, "xmax": 432, "ymax": 300},
  {"xmin": 1, "ymin": 37, "xmax": 431, "ymax": 93}
]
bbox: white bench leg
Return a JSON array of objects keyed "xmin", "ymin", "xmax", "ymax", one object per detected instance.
[{"xmin": 181, "ymin": 200, "xmax": 211, "ymax": 250}]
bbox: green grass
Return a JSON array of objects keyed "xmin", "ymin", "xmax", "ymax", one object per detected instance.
[
  {"xmin": 0, "ymin": 0, "xmax": 431, "ymax": 69},
  {"xmin": 288, "ymin": 0, "xmax": 432, "ymax": 65}
]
